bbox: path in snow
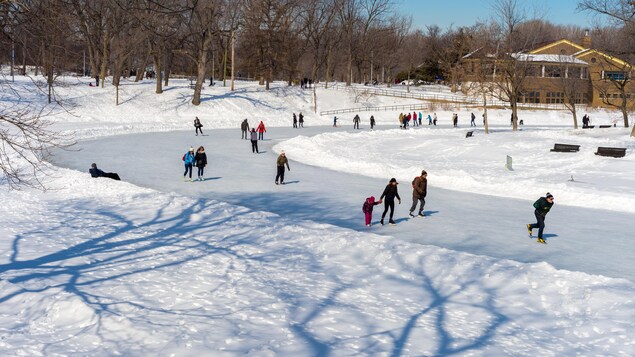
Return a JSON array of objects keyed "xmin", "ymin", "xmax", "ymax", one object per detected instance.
[{"xmin": 50, "ymin": 125, "xmax": 635, "ymax": 281}]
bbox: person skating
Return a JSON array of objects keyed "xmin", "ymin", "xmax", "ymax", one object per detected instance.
[
  {"xmin": 182, "ymin": 147, "xmax": 195, "ymax": 182},
  {"xmin": 380, "ymin": 178, "xmax": 401, "ymax": 225},
  {"xmin": 362, "ymin": 196, "xmax": 382, "ymax": 227},
  {"xmin": 194, "ymin": 146, "xmax": 207, "ymax": 181},
  {"xmin": 333, "ymin": 116, "xmax": 338, "ymax": 127},
  {"xmin": 353, "ymin": 114, "xmax": 360, "ymax": 129},
  {"xmin": 298, "ymin": 112, "xmax": 304, "ymax": 128},
  {"xmin": 452, "ymin": 113, "xmax": 458, "ymax": 127},
  {"xmin": 194, "ymin": 117, "xmax": 204, "ymax": 136},
  {"xmin": 89, "ymin": 163, "xmax": 120, "ymax": 180},
  {"xmin": 470, "ymin": 112, "xmax": 476, "ymax": 127},
  {"xmin": 409, "ymin": 170, "xmax": 427, "ymax": 217},
  {"xmin": 370, "ymin": 115, "xmax": 375, "ymax": 130},
  {"xmin": 399, "ymin": 113, "xmax": 404, "ymax": 128},
  {"xmin": 412, "ymin": 111, "xmax": 418, "ymax": 127},
  {"xmin": 433, "ymin": 113, "xmax": 437, "ymax": 126},
  {"xmin": 418, "ymin": 112, "xmax": 423, "ymax": 126},
  {"xmin": 527, "ymin": 193, "xmax": 555, "ymax": 244},
  {"xmin": 250, "ymin": 128, "xmax": 259, "ymax": 153},
  {"xmin": 427, "ymin": 114, "xmax": 433, "ymax": 125},
  {"xmin": 257, "ymin": 121, "xmax": 266, "ymax": 140},
  {"xmin": 293, "ymin": 113, "xmax": 298, "ymax": 128},
  {"xmin": 275, "ymin": 152, "xmax": 291, "ymax": 185},
  {"xmin": 241, "ymin": 119, "xmax": 250, "ymax": 139}
]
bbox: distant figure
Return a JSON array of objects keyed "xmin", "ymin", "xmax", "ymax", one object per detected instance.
[
  {"xmin": 275, "ymin": 152, "xmax": 291, "ymax": 185},
  {"xmin": 409, "ymin": 170, "xmax": 427, "ymax": 217},
  {"xmin": 452, "ymin": 113, "xmax": 458, "ymax": 128},
  {"xmin": 510, "ymin": 113, "xmax": 514, "ymax": 126},
  {"xmin": 333, "ymin": 116, "xmax": 338, "ymax": 127},
  {"xmin": 418, "ymin": 112, "xmax": 422, "ymax": 126},
  {"xmin": 293, "ymin": 113, "xmax": 298, "ymax": 128},
  {"xmin": 412, "ymin": 111, "xmax": 418, "ymax": 127},
  {"xmin": 194, "ymin": 117, "xmax": 203, "ymax": 136},
  {"xmin": 250, "ymin": 128, "xmax": 259, "ymax": 153},
  {"xmin": 470, "ymin": 112, "xmax": 476, "ymax": 127},
  {"xmin": 399, "ymin": 113, "xmax": 404, "ymax": 128},
  {"xmin": 379, "ymin": 178, "xmax": 401, "ymax": 225},
  {"xmin": 370, "ymin": 115, "xmax": 376, "ymax": 130},
  {"xmin": 362, "ymin": 196, "xmax": 382, "ymax": 227},
  {"xmin": 95, "ymin": 75, "xmax": 99, "ymax": 87},
  {"xmin": 527, "ymin": 193, "xmax": 555, "ymax": 244},
  {"xmin": 298, "ymin": 112, "xmax": 304, "ymax": 128},
  {"xmin": 257, "ymin": 121, "xmax": 266, "ymax": 140},
  {"xmin": 209, "ymin": 77, "xmax": 215, "ymax": 86},
  {"xmin": 194, "ymin": 146, "xmax": 207, "ymax": 181},
  {"xmin": 433, "ymin": 113, "xmax": 437, "ymax": 126},
  {"xmin": 582, "ymin": 114, "xmax": 590, "ymax": 128},
  {"xmin": 89, "ymin": 163, "xmax": 120, "ymax": 181},
  {"xmin": 241, "ymin": 119, "xmax": 250, "ymax": 139},
  {"xmin": 353, "ymin": 114, "xmax": 361, "ymax": 129},
  {"xmin": 427, "ymin": 114, "xmax": 433, "ymax": 125},
  {"xmin": 182, "ymin": 147, "xmax": 195, "ymax": 182},
  {"xmin": 519, "ymin": 119, "xmax": 524, "ymax": 125}
]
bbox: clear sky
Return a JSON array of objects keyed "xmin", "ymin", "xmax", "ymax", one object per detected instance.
[{"xmin": 398, "ymin": 0, "xmax": 596, "ymax": 30}]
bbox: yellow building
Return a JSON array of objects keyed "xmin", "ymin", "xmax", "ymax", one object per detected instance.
[{"xmin": 461, "ymin": 32, "xmax": 634, "ymax": 109}]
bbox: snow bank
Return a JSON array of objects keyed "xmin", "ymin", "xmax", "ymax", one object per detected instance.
[{"xmin": 276, "ymin": 127, "xmax": 635, "ymax": 213}]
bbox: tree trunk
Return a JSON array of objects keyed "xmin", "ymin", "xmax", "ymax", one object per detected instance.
[
  {"xmin": 325, "ymin": 49, "xmax": 331, "ymax": 89},
  {"xmin": 100, "ymin": 31, "xmax": 108, "ymax": 88},
  {"xmin": 153, "ymin": 54, "xmax": 162, "ymax": 94},
  {"xmin": 116, "ymin": 85, "xmax": 119, "ymax": 105},
  {"xmin": 511, "ymin": 100, "xmax": 518, "ymax": 131},
  {"xmin": 135, "ymin": 54, "xmax": 148, "ymax": 82},
  {"xmin": 191, "ymin": 51, "xmax": 207, "ymax": 106},
  {"xmin": 572, "ymin": 108, "xmax": 578, "ymax": 129},
  {"xmin": 164, "ymin": 52, "xmax": 172, "ymax": 87},
  {"xmin": 483, "ymin": 92, "xmax": 489, "ymax": 134},
  {"xmin": 622, "ymin": 108, "xmax": 629, "ymax": 128}
]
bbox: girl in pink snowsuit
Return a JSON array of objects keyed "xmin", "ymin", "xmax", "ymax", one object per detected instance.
[{"xmin": 362, "ymin": 196, "xmax": 382, "ymax": 226}]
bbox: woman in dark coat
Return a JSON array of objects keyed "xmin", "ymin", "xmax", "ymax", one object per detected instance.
[
  {"xmin": 194, "ymin": 146, "xmax": 207, "ymax": 181},
  {"xmin": 380, "ymin": 178, "xmax": 401, "ymax": 225}
]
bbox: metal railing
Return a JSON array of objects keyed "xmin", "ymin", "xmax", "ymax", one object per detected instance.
[{"xmin": 320, "ymin": 103, "xmax": 432, "ymax": 116}]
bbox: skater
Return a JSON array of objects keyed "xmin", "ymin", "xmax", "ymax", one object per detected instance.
[
  {"xmin": 194, "ymin": 116, "xmax": 203, "ymax": 136},
  {"xmin": 353, "ymin": 114, "xmax": 360, "ymax": 129},
  {"xmin": 427, "ymin": 114, "xmax": 433, "ymax": 125},
  {"xmin": 182, "ymin": 147, "xmax": 195, "ymax": 182},
  {"xmin": 257, "ymin": 120, "xmax": 266, "ymax": 140},
  {"xmin": 293, "ymin": 113, "xmax": 298, "ymax": 128},
  {"xmin": 409, "ymin": 170, "xmax": 427, "ymax": 217},
  {"xmin": 418, "ymin": 112, "xmax": 423, "ymax": 126},
  {"xmin": 89, "ymin": 163, "xmax": 120, "ymax": 181},
  {"xmin": 333, "ymin": 116, "xmax": 338, "ymax": 127},
  {"xmin": 298, "ymin": 112, "xmax": 304, "ymax": 128},
  {"xmin": 250, "ymin": 128, "xmax": 259, "ymax": 153},
  {"xmin": 399, "ymin": 113, "xmax": 404, "ymax": 128},
  {"xmin": 527, "ymin": 193, "xmax": 555, "ymax": 244},
  {"xmin": 194, "ymin": 146, "xmax": 207, "ymax": 181},
  {"xmin": 241, "ymin": 119, "xmax": 250, "ymax": 139},
  {"xmin": 412, "ymin": 112, "xmax": 418, "ymax": 127},
  {"xmin": 433, "ymin": 113, "xmax": 437, "ymax": 126},
  {"xmin": 275, "ymin": 152, "xmax": 291, "ymax": 185},
  {"xmin": 362, "ymin": 196, "xmax": 383, "ymax": 227},
  {"xmin": 470, "ymin": 112, "xmax": 476, "ymax": 127},
  {"xmin": 380, "ymin": 178, "xmax": 401, "ymax": 225},
  {"xmin": 370, "ymin": 115, "xmax": 375, "ymax": 130},
  {"xmin": 452, "ymin": 113, "xmax": 458, "ymax": 128}
]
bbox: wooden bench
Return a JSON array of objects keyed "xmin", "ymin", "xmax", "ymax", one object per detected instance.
[
  {"xmin": 582, "ymin": 125, "xmax": 595, "ymax": 129},
  {"xmin": 599, "ymin": 125, "xmax": 612, "ymax": 128},
  {"xmin": 595, "ymin": 147, "xmax": 626, "ymax": 158},
  {"xmin": 465, "ymin": 131, "xmax": 474, "ymax": 138},
  {"xmin": 550, "ymin": 143, "xmax": 580, "ymax": 152}
]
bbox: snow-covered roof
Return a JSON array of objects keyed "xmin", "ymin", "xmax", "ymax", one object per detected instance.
[{"xmin": 512, "ymin": 53, "xmax": 588, "ymax": 65}]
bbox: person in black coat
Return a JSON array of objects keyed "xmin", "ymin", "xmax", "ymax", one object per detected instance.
[
  {"xmin": 370, "ymin": 115, "xmax": 376, "ymax": 129},
  {"xmin": 250, "ymin": 128, "xmax": 259, "ymax": 153},
  {"xmin": 194, "ymin": 146, "xmax": 207, "ymax": 181},
  {"xmin": 527, "ymin": 193, "xmax": 555, "ymax": 243},
  {"xmin": 89, "ymin": 163, "xmax": 120, "ymax": 180},
  {"xmin": 293, "ymin": 113, "xmax": 298, "ymax": 128},
  {"xmin": 194, "ymin": 117, "xmax": 203, "ymax": 136},
  {"xmin": 380, "ymin": 178, "xmax": 401, "ymax": 225},
  {"xmin": 298, "ymin": 112, "xmax": 304, "ymax": 128}
]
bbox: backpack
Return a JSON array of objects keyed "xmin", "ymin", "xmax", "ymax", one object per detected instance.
[{"xmin": 182, "ymin": 153, "xmax": 186, "ymax": 161}]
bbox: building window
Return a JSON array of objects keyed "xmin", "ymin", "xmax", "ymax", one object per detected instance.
[
  {"xmin": 591, "ymin": 57, "xmax": 597, "ymax": 63},
  {"xmin": 544, "ymin": 65, "xmax": 563, "ymax": 77},
  {"xmin": 546, "ymin": 92, "xmax": 564, "ymax": 104},
  {"xmin": 604, "ymin": 71, "xmax": 628, "ymax": 81},
  {"xmin": 581, "ymin": 67, "xmax": 588, "ymax": 79}
]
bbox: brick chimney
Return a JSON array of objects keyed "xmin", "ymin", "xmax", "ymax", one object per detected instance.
[{"xmin": 581, "ymin": 29, "xmax": 592, "ymax": 48}]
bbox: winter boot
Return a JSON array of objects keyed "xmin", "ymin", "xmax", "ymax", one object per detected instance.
[
  {"xmin": 537, "ymin": 238, "xmax": 547, "ymax": 244},
  {"xmin": 526, "ymin": 224, "xmax": 532, "ymax": 236}
]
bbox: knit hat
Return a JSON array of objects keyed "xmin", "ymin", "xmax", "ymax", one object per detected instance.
[
  {"xmin": 389, "ymin": 178, "xmax": 398, "ymax": 184},
  {"xmin": 189, "ymin": 147, "xmax": 194, "ymax": 151},
  {"xmin": 546, "ymin": 192, "xmax": 554, "ymax": 199}
]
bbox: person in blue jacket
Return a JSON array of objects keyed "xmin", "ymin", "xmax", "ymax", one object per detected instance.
[{"xmin": 183, "ymin": 147, "xmax": 195, "ymax": 182}]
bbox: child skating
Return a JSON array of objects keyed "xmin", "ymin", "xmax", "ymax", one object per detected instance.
[{"xmin": 362, "ymin": 196, "xmax": 382, "ymax": 227}]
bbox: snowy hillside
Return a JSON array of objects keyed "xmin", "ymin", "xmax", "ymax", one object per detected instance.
[{"xmin": 1, "ymin": 75, "xmax": 634, "ymax": 355}]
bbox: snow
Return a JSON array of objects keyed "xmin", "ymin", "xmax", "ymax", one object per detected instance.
[{"xmin": 1, "ymin": 75, "xmax": 635, "ymax": 355}]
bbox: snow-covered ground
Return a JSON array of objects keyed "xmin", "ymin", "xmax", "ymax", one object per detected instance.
[{"xmin": 1, "ymin": 76, "xmax": 635, "ymax": 355}]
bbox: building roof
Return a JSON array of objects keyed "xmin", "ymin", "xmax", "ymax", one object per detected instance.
[
  {"xmin": 529, "ymin": 39, "xmax": 586, "ymax": 54},
  {"xmin": 512, "ymin": 53, "xmax": 588, "ymax": 65}
]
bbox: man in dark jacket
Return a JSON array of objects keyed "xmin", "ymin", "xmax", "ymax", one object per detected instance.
[
  {"xmin": 380, "ymin": 178, "xmax": 401, "ymax": 225},
  {"xmin": 370, "ymin": 115, "xmax": 376, "ymax": 129},
  {"xmin": 298, "ymin": 112, "xmax": 304, "ymax": 128},
  {"xmin": 293, "ymin": 113, "xmax": 298, "ymax": 128},
  {"xmin": 275, "ymin": 152, "xmax": 290, "ymax": 184},
  {"xmin": 527, "ymin": 193, "xmax": 555, "ymax": 244},
  {"xmin": 89, "ymin": 163, "xmax": 120, "ymax": 181},
  {"xmin": 409, "ymin": 170, "xmax": 427, "ymax": 217},
  {"xmin": 241, "ymin": 119, "xmax": 250, "ymax": 139},
  {"xmin": 353, "ymin": 114, "xmax": 360, "ymax": 129}
]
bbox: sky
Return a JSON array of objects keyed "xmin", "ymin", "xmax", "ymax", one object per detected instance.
[{"xmin": 398, "ymin": 0, "xmax": 597, "ymax": 31}]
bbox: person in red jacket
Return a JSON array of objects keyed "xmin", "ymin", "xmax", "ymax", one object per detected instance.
[{"xmin": 256, "ymin": 121, "xmax": 266, "ymax": 140}]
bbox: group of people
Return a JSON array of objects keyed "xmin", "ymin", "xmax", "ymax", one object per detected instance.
[
  {"xmin": 582, "ymin": 114, "xmax": 592, "ymax": 128},
  {"xmin": 363, "ymin": 171, "xmax": 428, "ymax": 226},
  {"xmin": 240, "ymin": 119, "xmax": 267, "ymax": 153},
  {"xmin": 398, "ymin": 112, "xmax": 422, "ymax": 128},
  {"xmin": 182, "ymin": 146, "xmax": 208, "ymax": 181},
  {"xmin": 293, "ymin": 113, "xmax": 305, "ymax": 128}
]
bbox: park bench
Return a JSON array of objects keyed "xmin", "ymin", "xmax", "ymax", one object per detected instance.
[
  {"xmin": 599, "ymin": 125, "xmax": 612, "ymax": 128},
  {"xmin": 550, "ymin": 143, "xmax": 580, "ymax": 152},
  {"xmin": 465, "ymin": 131, "xmax": 473, "ymax": 138},
  {"xmin": 582, "ymin": 125, "xmax": 595, "ymax": 129},
  {"xmin": 595, "ymin": 147, "xmax": 626, "ymax": 158}
]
